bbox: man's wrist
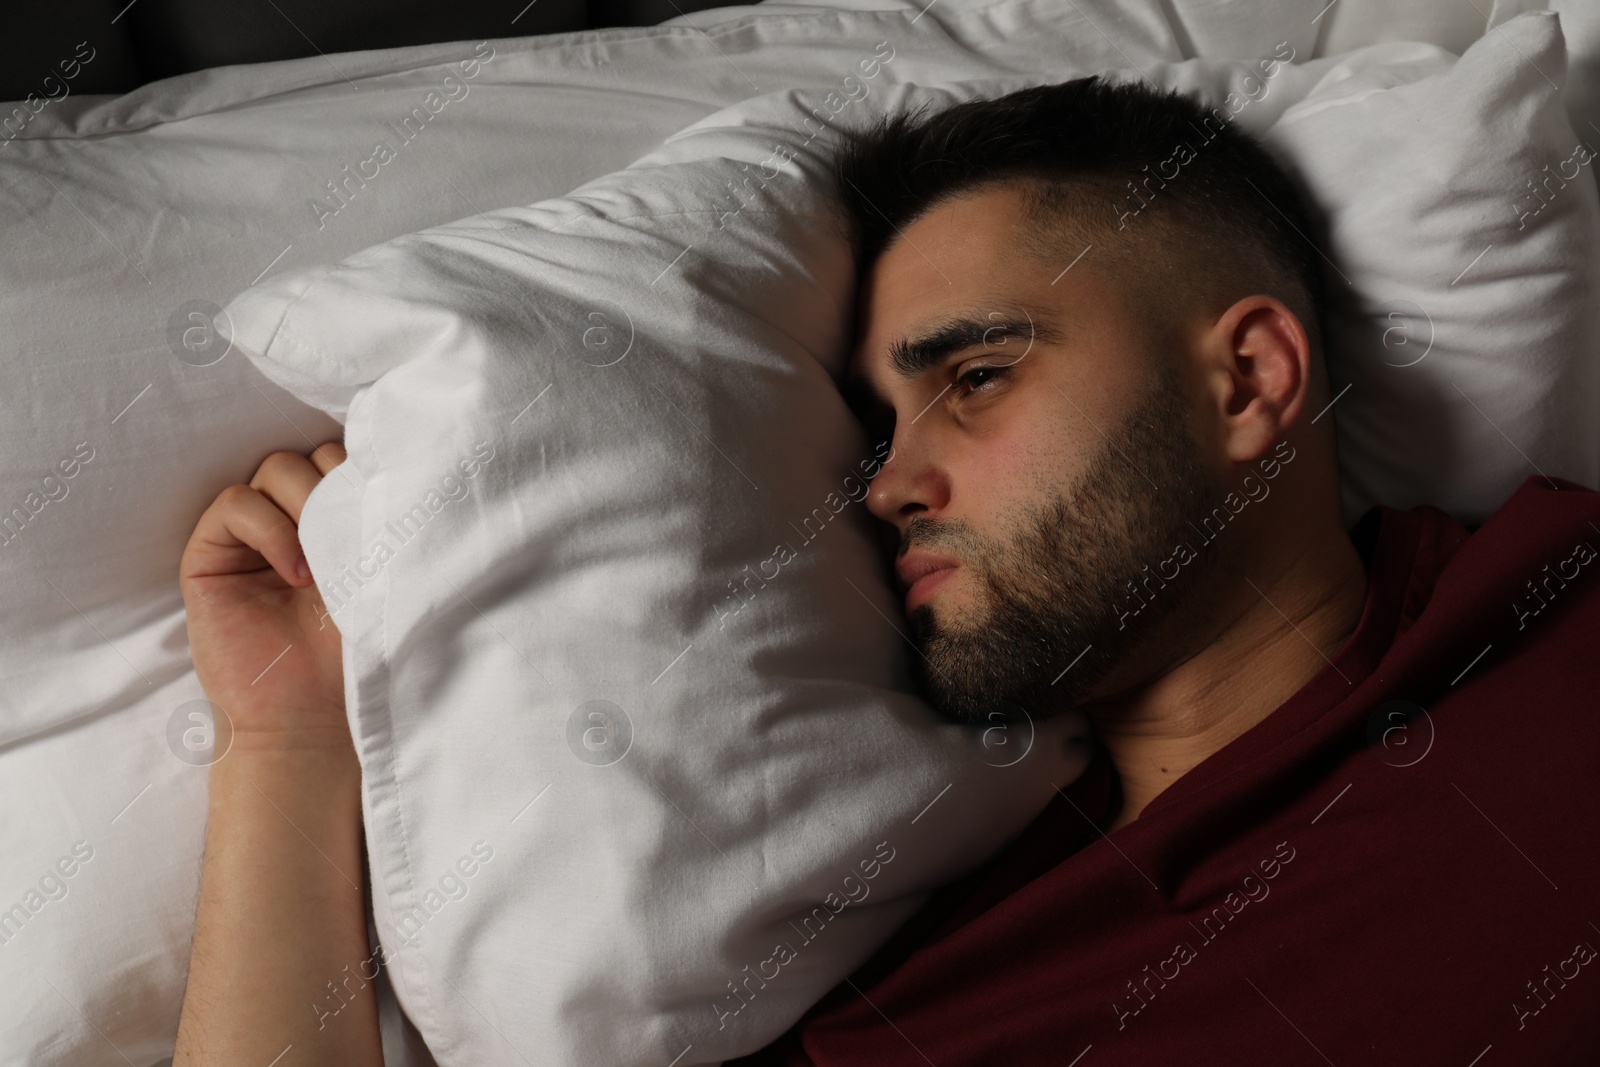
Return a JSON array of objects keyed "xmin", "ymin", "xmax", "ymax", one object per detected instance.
[
  {"xmin": 209, "ymin": 734, "xmax": 361, "ymax": 807},
  {"xmin": 204, "ymin": 702, "xmax": 358, "ymax": 761}
]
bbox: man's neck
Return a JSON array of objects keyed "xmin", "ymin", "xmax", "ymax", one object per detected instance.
[{"xmin": 1089, "ymin": 531, "xmax": 1370, "ymax": 833}]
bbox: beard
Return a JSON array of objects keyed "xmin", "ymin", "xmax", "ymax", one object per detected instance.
[{"xmin": 901, "ymin": 362, "xmax": 1230, "ymax": 725}]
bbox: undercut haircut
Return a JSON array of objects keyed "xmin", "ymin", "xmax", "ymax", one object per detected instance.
[{"xmin": 829, "ymin": 74, "xmax": 1333, "ymax": 411}]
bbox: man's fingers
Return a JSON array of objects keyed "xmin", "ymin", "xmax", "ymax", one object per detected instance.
[
  {"xmin": 181, "ymin": 444, "xmax": 344, "ymax": 588},
  {"xmin": 248, "ymin": 450, "xmax": 326, "ymax": 525},
  {"xmin": 310, "ymin": 440, "xmax": 347, "ymax": 476},
  {"xmin": 182, "ymin": 484, "xmax": 310, "ymax": 587}
]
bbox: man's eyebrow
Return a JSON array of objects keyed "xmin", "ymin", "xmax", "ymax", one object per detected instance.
[
  {"xmin": 887, "ymin": 310, "xmax": 1062, "ymax": 382},
  {"xmin": 842, "ymin": 307, "xmax": 1064, "ymax": 412}
]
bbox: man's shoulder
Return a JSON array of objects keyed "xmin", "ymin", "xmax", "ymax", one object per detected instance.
[
  {"xmin": 1469, "ymin": 474, "xmax": 1600, "ymax": 528},
  {"xmin": 1450, "ymin": 475, "xmax": 1600, "ymax": 589},
  {"xmin": 1382, "ymin": 475, "xmax": 1597, "ymax": 683},
  {"xmin": 1401, "ymin": 474, "xmax": 1600, "ymax": 589}
]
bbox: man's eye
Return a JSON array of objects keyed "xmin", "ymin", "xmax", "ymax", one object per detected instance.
[{"xmin": 955, "ymin": 364, "xmax": 1010, "ymax": 398}]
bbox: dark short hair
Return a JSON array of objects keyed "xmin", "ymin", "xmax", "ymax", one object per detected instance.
[{"xmin": 829, "ymin": 74, "xmax": 1331, "ymax": 408}]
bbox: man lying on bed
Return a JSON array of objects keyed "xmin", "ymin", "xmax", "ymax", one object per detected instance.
[{"xmin": 172, "ymin": 76, "xmax": 1600, "ymax": 1064}]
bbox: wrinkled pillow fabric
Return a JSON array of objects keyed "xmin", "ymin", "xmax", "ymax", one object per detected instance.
[{"xmin": 1268, "ymin": 10, "xmax": 1599, "ymax": 526}]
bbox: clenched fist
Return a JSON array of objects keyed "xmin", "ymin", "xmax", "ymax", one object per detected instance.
[{"xmin": 179, "ymin": 441, "xmax": 349, "ymax": 750}]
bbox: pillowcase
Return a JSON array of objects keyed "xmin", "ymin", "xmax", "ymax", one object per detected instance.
[
  {"xmin": 1548, "ymin": 0, "xmax": 1600, "ymax": 159},
  {"xmin": 1313, "ymin": 0, "xmax": 1491, "ymax": 59},
  {"xmin": 1267, "ymin": 9, "xmax": 1600, "ymax": 527}
]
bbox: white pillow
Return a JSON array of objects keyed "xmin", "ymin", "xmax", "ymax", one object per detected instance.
[
  {"xmin": 1302, "ymin": 0, "xmax": 1600, "ymax": 201},
  {"xmin": 1314, "ymin": 0, "xmax": 1491, "ymax": 59},
  {"xmin": 1267, "ymin": 9, "xmax": 1600, "ymax": 526},
  {"xmin": 1544, "ymin": 1, "xmax": 1600, "ymax": 192},
  {"xmin": 224, "ymin": 78, "xmax": 1095, "ymax": 1067},
  {"xmin": 0, "ymin": 4, "xmax": 1186, "ymax": 1064}
]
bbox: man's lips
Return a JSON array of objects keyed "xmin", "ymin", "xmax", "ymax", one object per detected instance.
[
  {"xmin": 905, "ymin": 565, "xmax": 958, "ymax": 611},
  {"xmin": 895, "ymin": 551, "xmax": 961, "ymax": 590},
  {"xmin": 897, "ymin": 551, "xmax": 960, "ymax": 610}
]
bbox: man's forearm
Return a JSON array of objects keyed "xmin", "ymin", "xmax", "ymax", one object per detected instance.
[{"xmin": 173, "ymin": 740, "xmax": 383, "ymax": 1066}]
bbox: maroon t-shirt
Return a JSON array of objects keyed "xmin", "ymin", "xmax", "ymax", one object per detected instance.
[{"xmin": 732, "ymin": 475, "xmax": 1600, "ymax": 1066}]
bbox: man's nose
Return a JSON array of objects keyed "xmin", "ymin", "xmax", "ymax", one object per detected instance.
[{"xmin": 864, "ymin": 429, "xmax": 949, "ymax": 532}]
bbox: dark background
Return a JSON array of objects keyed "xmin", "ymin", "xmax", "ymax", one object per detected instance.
[{"xmin": 3, "ymin": 0, "xmax": 734, "ymax": 102}]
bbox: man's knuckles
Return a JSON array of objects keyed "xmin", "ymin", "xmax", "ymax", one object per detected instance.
[
  {"xmin": 249, "ymin": 449, "xmax": 314, "ymax": 488},
  {"xmin": 310, "ymin": 441, "xmax": 346, "ymax": 470}
]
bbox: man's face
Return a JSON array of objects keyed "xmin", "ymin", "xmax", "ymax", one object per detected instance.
[{"xmin": 844, "ymin": 183, "xmax": 1230, "ymax": 724}]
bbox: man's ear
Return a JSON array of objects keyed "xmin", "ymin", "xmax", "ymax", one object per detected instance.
[{"xmin": 1205, "ymin": 294, "xmax": 1311, "ymax": 465}]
